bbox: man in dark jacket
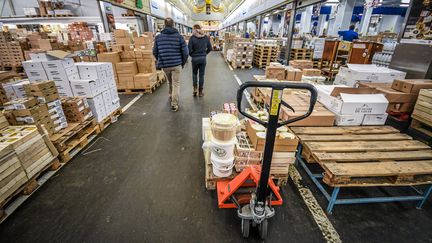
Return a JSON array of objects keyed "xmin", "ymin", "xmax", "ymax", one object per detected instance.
[
  {"xmin": 188, "ymin": 24, "xmax": 212, "ymax": 97},
  {"xmin": 153, "ymin": 18, "xmax": 188, "ymax": 111}
]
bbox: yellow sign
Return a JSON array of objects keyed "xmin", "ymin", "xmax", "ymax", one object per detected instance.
[{"xmin": 270, "ymin": 90, "xmax": 281, "ymax": 116}]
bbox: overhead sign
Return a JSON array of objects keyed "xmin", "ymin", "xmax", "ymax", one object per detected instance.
[{"xmin": 103, "ymin": 0, "xmax": 151, "ymax": 14}]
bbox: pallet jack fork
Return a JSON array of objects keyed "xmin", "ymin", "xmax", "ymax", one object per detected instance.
[{"xmin": 216, "ymin": 81, "xmax": 317, "ymax": 239}]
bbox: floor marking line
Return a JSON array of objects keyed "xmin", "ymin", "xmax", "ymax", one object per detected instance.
[
  {"xmin": 289, "ymin": 166, "xmax": 342, "ymax": 243},
  {"xmin": 233, "ymin": 74, "xmax": 257, "ymax": 110},
  {"xmin": 122, "ymin": 94, "xmax": 143, "ymax": 112}
]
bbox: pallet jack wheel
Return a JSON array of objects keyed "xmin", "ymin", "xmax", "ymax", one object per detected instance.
[
  {"xmin": 259, "ymin": 219, "xmax": 268, "ymax": 239},
  {"xmin": 241, "ymin": 219, "xmax": 250, "ymax": 238}
]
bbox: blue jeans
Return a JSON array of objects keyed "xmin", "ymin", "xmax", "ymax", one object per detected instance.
[{"xmin": 192, "ymin": 57, "xmax": 206, "ymax": 89}]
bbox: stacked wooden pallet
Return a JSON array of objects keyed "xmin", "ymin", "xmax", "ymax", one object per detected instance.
[
  {"xmin": 410, "ymin": 89, "xmax": 432, "ymax": 144},
  {"xmin": 292, "ymin": 126, "xmax": 432, "ymax": 187},
  {"xmin": 290, "ymin": 48, "xmax": 313, "ymax": 60},
  {"xmin": 253, "ymin": 44, "xmax": 279, "ymax": 68},
  {"xmin": 230, "ymin": 42, "xmax": 254, "ymax": 69}
]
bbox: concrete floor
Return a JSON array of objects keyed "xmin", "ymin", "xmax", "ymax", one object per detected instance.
[{"xmin": 0, "ymin": 52, "xmax": 431, "ymax": 242}]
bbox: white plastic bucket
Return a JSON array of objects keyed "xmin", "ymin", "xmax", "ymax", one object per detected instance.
[
  {"xmin": 211, "ymin": 155, "xmax": 234, "ymax": 177},
  {"xmin": 210, "ymin": 138, "xmax": 236, "ymax": 160}
]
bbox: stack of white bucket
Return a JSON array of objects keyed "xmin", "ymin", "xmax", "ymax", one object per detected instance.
[{"xmin": 210, "ymin": 113, "xmax": 238, "ymax": 177}]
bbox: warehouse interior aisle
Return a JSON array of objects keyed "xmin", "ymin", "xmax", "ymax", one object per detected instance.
[{"xmin": 0, "ymin": 52, "xmax": 323, "ymax": 242}]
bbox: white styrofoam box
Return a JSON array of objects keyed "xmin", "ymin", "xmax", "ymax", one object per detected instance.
[
  {"xmin": 335, "ymin": 114, "xmax": 364, "ymax": 126},
  {"xmin": 111, "ymin": 99, "xmax": 121, "ymax": 113},
  {"xmin": 339, "ymin": 64, "xmax": 407, "ymax": 83},
  {"xmin": 87, "ymin": 94, "xmax": 107, "ymax": 122},
  {"xmin": 316, "ymin": 85, "xmax": 389, "ymax": 115},
  {"xmin": 55, "ymin": 82, "xmax": 74, "ymax": 97},
  {"xmin": 102, "ymin": 90, "xmax": 112, "ymax": 112},
  {"xmin": 47, "ymin": 99, "xmax": 62, "ymax": 109},
  {"xmin": 68, "ymin": 73, "xmax": 81, "ymax": 81},
  {"xmin": 70, "ymin": 79, "xmax": 101, "ymax": 98},
  {"xmin": 11, "ymin": 80, "xmax": 30, "ymax": 98},
  {"xmin": 202, "ymin": 117, "xmax": 210, "ymax": 141},
  {"xmin": 110, "ymin": 87, "xmax": 120, "ymax": 103},
  {"xmin": 101, "ymin": 84, "xmax": 109, "ymax": 92},
  {"xmin": 22, "ymin": 60, "xmax": 44, "ymax": 70},
  {"xmin": 362, "ymin": 114, "xmax": 388, "ymax": 125},
  {"xmin": 42, "ymin": 58, "xmax": 74, "ymax": 70},
  {"xmin": 26, "ymin": 70, "xmax": 49, "ymax": 82},
  {"xmin": 29, "ymin": 53, "xmax": 56, "ymax": 61},
  {"xmin": 76, "ymin": 63, "xmax": 107, "ymax": 79},
  {"xmin": 2, "ymin": 82, "xmax": 16, "ymax": 100},
  {"xmin": 107, "ymin": 75, "xmax": 116, "ymax": 88},
  {"xmin": 47, "ymin": 70, "xmax": 69, "ymax": 83}
]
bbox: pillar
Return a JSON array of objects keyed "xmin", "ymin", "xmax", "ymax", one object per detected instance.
[
  {"xmin": 328, "ymin": 0, "xmax": 356, "ymax": 36},
  {"xmin": 360, "ymin": 7, "xmax": 373, "ymax": 35},
  {"xmin": 299, "ymin": 5, "xmax": 313, "ymax": 34}
]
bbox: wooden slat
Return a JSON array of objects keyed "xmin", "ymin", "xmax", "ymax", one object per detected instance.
[
  {"xmin": 291, "ymin": 126, "xmax": 398, "ymax": 135},
  {"xmin": 298, "ymin": 133, "xmax": 412, "ymax": 142},
  {"xmin": 305, "ymin": 140, "xmax": 430, "ymax": 152},
  {"xmin": 323, "ymin": 161, "xmax": 432, "ymax": 177},
  {"xmin": 314, "ymin": 150, "xmax": 432, "ymax": 162}
]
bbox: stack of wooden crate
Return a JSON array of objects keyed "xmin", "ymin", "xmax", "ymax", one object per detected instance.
[
  {"xmin": 410, "ymin": 89, "xmax": 432, "ymax": 144},
  {"xmin": 290, "ymin": 48, "xmax": 313, "ymax": 60},
  {"xmin": 230, "ymin": 41, "xmax": 254, "ymax": 69},
  {"xmin": 253, "ymin": 44, "xmax": 279, "ymax": 68}
]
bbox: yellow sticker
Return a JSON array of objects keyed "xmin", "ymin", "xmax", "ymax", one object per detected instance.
[{"xmin": 270, "ymin": 90, "xmax": 281, "ymax": 116}]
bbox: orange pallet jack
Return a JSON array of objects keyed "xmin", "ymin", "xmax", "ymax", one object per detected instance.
[{"xmin": 217, "ymin": 81, "xmax": 317, "ymax": 239}]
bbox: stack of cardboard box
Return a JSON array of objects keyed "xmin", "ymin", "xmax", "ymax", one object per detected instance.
[
  {"xmin": 133, "ymin": 34, "xmax": 153, "ymax": 50},
  {"xmin": 231, "ymin": 41, "xmax": 254, "ymax": 68},
  {"xmin": 289, "ymin": 60, "xmax": 314, "ymax": 70},
  {"xmin": 0, "ymin": 32, "xmax": 27, "ymax": 68},
  {"xmin": 113, "ymin": 29, "xmax": 133, "ymax": 52},
  {"xmin": 264, "ymin": 63, "xmax": 302, "ymax": 81},
  {"xmin": 3, "ymin": 96, "xmax": 67, "ymax": 136},
  {"xmin": 115, "ymin": 61, "xmax": 137, "ymax": 90},
  {"xmin": 359, "ymin": 79, "xmax": 432, "ymax": 114},
  {"xmin": 334, "ymin": 64, "xmax": 407, "ymax": 87},
  {"xmin": 316, "ymin": 85, "xmax": 390, "ymax": 126},
  {"xmin": 61, "ymin": 97, "xmax": 93, "ymax": 123},
  {"xmin": 67, "ymin": 22, "xmax": 93, "ymax": 42},
  {"xmin": 73, "ymin": 62, "xmax": 120, "ymax": 122}
]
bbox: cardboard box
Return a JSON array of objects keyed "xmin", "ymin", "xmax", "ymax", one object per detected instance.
[
  {"xmin": 116, "ymin": 62, "xmax": 137, "ymax": 75},
  {"xmin": 41, "ymin": 58, "xmax": 74, "ymax": 70},
  {"xmin": 246, "ymin": 121, "xmax": 298, "ymax": 151},
  {"xmin": 113, "ymin": 29, "xmax": 128, "ymax": 38},
  {"xmin": 387, "ymin": 102, "xmax": 415, "ymax": 113},
  {"xmin": 116, "ymin": 37, "xmax": 132, "ymax": 45},
  {"xmin": 137, "ymin": 59, "xmax": 156, "ymax": 73},
  {"xmin": 120, "ymin": 51, "xmax": 136, "ymax": 59},
  {"xmin": 134, "ymin": 36, "xmax": 153, "ymax": 46},
  {"xmin": 87, "ymin": 94, "xmax": 107, "ymax": 122},
  {"xmin": 373, "ymin": 87, "xmax": 418, "ymax": 103},
  {"xmin": 117, "ymin": 75, "xmax": 135, "ymax": 89},
  {"xmin": 70, "ymin": 79, "xmax": 101, "ymax": 97},
  {"xmin": 134, "ymin": 73, "xmax": 156, "ymax": 89},
  {"xmin": 335, "ymin": 113, "xmax": 364, "ymax": 126},
  {"xmin": 316, "ymin": 85, "xmax": 389, "ymax": 115},
  {"xmin": 362, "ymin": 113, "xmax": 388, "ymax": 125},
  {"xmin": 265, "ymin": 66, "xmax": 285, "ymax": 80},
  {"xmin": 97, "ymin": 52, "xmax": 121, "ymax": 63},
  {"xmin": 302, "ymin": 69, "xmax": 321, "ymax": 76},
  {"xmin": 391, "ymin": 79, "xmax": 432, "ymax": 94}
]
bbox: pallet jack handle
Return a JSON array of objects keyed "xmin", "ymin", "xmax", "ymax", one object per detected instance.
[{"xmin": 237, "ymin": 81, "xmax": 317, "ymax": 203}]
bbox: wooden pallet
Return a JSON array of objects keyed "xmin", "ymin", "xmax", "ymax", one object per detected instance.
[
  {"xmin": 51, "ymin": 119, "xmax": 101, "ymax": 163},
  {"xmin": 292, "ymin": 126, "xmax": 432, "ymax": 187},
  {"xmin": 118, "ymin": 78, "xmax": 164, "ymax": 94},
  {"xmin": 0, "ymin": 157, "xmax": 60, "ymax": 221},
  {"xmin": 98, "ymin": 108, "xmax": 122, "ymax": 132},
  {"xmin": 204, "ymin": 149, "xmax": 237, "ymax": 190},
  {"xmin": 50, "ymin": 118, "xmax": 99, "ymax": 153}
]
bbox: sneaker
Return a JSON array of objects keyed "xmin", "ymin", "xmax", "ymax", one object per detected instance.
[{"xmin": 171, "ymin": 105, "xmax": 179, "ymax": 112}]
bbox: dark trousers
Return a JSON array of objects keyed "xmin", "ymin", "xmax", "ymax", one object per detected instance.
[{"xmin": 192, "ymin": 57, "xmax": 206, "ymax": 89}]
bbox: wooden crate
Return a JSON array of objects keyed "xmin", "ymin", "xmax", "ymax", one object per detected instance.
[{"xmin": 292, "ymin": 126, "xmax": 432, "ymax": 187}]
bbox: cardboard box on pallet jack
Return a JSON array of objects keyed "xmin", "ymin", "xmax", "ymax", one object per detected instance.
[{"xmin": 214, "ymin": 82, "xmax": 318, "ymax": 239}]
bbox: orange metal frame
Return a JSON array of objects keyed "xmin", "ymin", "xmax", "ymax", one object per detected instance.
[{"xmin": 216, "ymin": 165, "xmax": 283, "ymax": 209}]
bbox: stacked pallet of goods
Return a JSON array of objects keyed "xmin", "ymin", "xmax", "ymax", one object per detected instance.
[
  {"xmin": 0, "ymin": 32, "xmax": 27, "ymax": 73},
  {"xmin": 262, "ymin": 62, "xmax": 325, "ymax": 84},
  {"xmin": 290, "ymin": 48, "xmax": 313, "ymax": 60},
  {"xmin": 97, "ymin": 30, "xmax": 164, "ymax": 94},
  {"xmin": 0, "ymin": 111, "xmax": 60, "ymax": 219},
  {"xmin": 253, "ymin": 43, "xmax": 279, "ymax": 68},
  {"xmin": 230, "ymin": 41, "xmax": 254, "ymax": 69}
]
